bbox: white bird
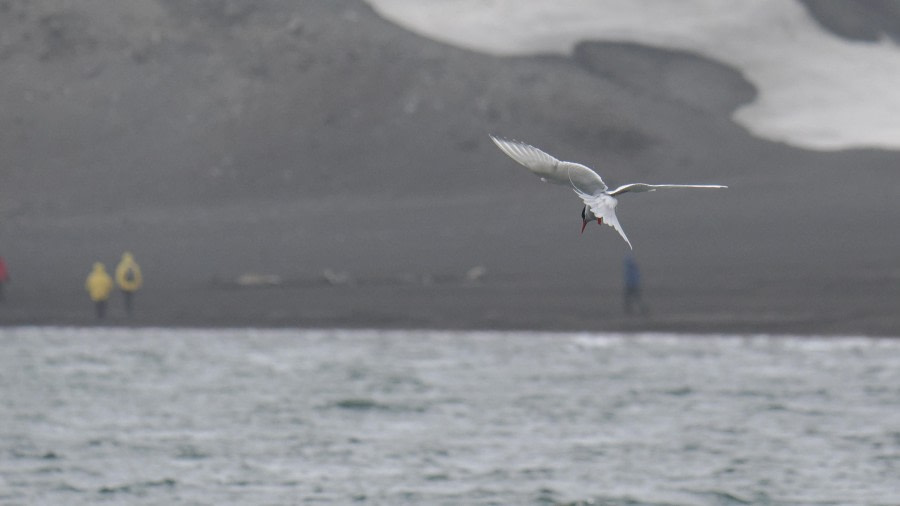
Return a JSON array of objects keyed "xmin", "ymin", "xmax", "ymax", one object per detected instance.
[{"xmin": 490, "ymin": 135, "xmax": 727, "ymax": 249}]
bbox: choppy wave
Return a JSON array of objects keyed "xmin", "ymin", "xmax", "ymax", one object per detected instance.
[{"xmin": 2, "ymin": 326, "xmax": 898, "ymax": 504}]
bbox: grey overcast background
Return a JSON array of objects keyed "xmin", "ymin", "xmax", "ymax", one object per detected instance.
[{"xmin": 1, "ymin": 0, "xmax": 899, "ymax": 335}]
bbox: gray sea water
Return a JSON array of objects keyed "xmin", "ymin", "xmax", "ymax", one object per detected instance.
[{"xmin": 1, "ymin": 327, "xmax": 898, "ymax": 505}]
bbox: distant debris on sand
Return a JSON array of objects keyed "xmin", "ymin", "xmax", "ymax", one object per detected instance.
[
  {"xmin": 465, "ymin": 265, "xmax": 487, "ymax": 283},
  {"xmin": 322, "ymin": 268, "xmax": 353, "ymax": 286},
  {"xmin": 213, "ymin": 266, "xmax": 489, "ymax": 290},
  {"xmin": 235, "ymin": 273, "xmax": 283, "ymax": 287}
]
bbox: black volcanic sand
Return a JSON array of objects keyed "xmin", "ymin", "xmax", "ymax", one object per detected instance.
[{"xmin": 1, "ymin": 0, "xmax": 898, "ymax": 335}]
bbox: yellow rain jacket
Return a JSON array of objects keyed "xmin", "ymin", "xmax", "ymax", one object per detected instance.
[
  {"xmin": 115, "ymin": 252, "xmax": 143, "ymax": 292},
  {"xmin": 85, "ymin": 263, "xmax": 114, "ymax": 302}
]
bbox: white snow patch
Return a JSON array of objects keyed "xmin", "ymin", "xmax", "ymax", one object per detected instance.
[{"xmin": 363, "ymin": 0, "xmax": 900, "ymax": 151}]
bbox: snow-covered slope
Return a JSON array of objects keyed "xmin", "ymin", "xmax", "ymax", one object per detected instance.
[{"xmin": 364, "ymin": 0, "xmax": 900, "ymax": 151}]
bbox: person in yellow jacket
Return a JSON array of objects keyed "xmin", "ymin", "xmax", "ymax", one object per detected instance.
[
  {"xmin": 85, "ymin": 262, "xmax": 114, "ymax": 319},
  {"xmin": 115, "ymin": 252, "xmax": 143, "ymax": 317}
]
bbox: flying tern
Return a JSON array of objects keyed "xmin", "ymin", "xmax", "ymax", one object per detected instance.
[{"xmin": 490, "ymin": 135, "xmax": 727, "ymax": 249}]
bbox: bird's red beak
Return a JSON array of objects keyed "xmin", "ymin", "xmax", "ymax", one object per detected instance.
[{"xmin": 581, "ymin": 220, "xmax": 588, "ymax": 234}]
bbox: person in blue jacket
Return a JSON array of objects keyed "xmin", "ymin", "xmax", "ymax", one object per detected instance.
[{"xmin": 623, "ymin": 254, "xmax": 646, "ymax": 315}]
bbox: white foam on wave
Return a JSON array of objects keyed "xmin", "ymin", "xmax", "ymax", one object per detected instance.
[
  {"xmin": 1, "ymin": 326, "xmax": 896, "ymax": 348},
  {"xmin": 363, "ymin": 0, "xmax": 900, "ymax": 151}
]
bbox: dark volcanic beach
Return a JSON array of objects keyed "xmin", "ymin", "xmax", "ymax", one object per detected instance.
[{"xmin": 1, "ymin": 0, "xmax": 899, "ymax": 336}]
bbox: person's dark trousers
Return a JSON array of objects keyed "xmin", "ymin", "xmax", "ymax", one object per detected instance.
[
  {"xmin": 624, "ymin": 286, "xmax": 642, "ymax": 315},
  {"xmin": 123, "ymin": 291, "xmax": 134, "ymax": 317}
]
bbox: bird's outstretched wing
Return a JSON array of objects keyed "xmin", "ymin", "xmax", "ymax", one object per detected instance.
[
  {"xmin": 490, "ymin": 135, "xmax": 608, "ymax": 195},
  {"xmin": 608, "ymin": 183, "xmax": 727, "ymax": 196},
  {"xmin": 575, "ymin": 190, "xmax": 632, "ymax": 250}
]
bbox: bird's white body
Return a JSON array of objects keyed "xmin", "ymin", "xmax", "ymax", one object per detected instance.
[{"xmin": 489, "ymin": 135, "xmax": 727, "ymax": 249}]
